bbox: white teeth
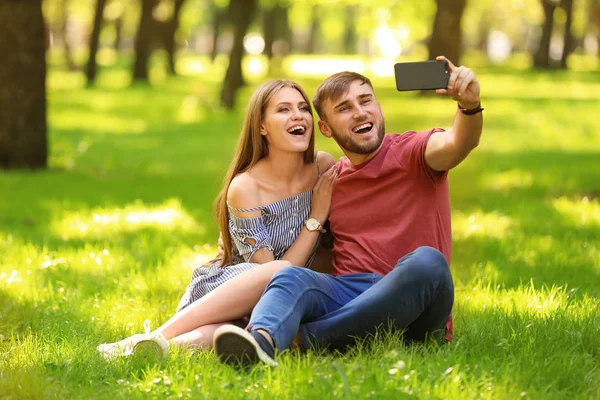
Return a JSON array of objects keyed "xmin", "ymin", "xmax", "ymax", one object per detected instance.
[
  {"xmin": 287, "ymin": 125, "xmax": 305, "ymax": 134},
  {"xmin": 353, "ymin": 123, "xmax": 372, "ymax": 133}
]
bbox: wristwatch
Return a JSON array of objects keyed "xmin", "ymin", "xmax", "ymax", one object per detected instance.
[{"xmin": 305, "ymin": 218, "xmax": 326, "ymax": 233}]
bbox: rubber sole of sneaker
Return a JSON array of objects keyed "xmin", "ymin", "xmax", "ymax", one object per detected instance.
[
  {"xmin": 133, "ymin": 340, "xmax": 165, "ymax": 359},
  {"xmin": 214, "ymin": 326, "xmax": 278, "ymax": 367}
]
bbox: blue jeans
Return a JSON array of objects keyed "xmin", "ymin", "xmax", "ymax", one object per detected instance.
[{"xmin": 247, "ymin": 246, "xmax": 454, "ymax": 351}]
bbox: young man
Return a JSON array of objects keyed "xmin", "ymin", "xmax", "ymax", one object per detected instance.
[{"xmin": 213, "ymin": 56, "xmax": 483, "ymax": 366}]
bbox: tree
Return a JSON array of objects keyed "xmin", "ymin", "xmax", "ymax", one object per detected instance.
[
  {"xmin": 59, "ymin": 0, "xmax": 77, "ymax": 71},
  {"xmin": 428, "ymin": 0, "xmax": 467, "ymax": 66},
  {"xmin": 164, "ymin": 0, "xmax": 187, "ymax": 75},
  {"xmin": 210, "ymin": 2, "xmax": 227, "ymax": 62},
  {"xmin": 533, "ymin": 0, "xmax": 558, "ymax": 68},
  {"xmin": 276, "ymin": 5, "xmax": 292, "ymax": 54},
  {"xmin": 342, "ymin": 6, "xmax": 357, "ymax": 54},
  {"xmin": 0, "ymin": 0, "xmax": 47, "ymax": 169},
  {"xmin": 305, "ymin": 5, "xmax": 320, "ymax": 54},
  {"xmin": 595, "ymin": 0, "xmax": 600, "ymax": 61},
  {"xmin": 559, "ymin": 0, "xmax": 574, "ymax": 68},
  {"xmin": 86, "ymin": 0, "xmax": 108, "ymax": 86},
  {"xmin": 263, "ymin": 4, "xmax": 278, "ymax": 60},
  {"xmin": 133, "ymin": 0, "xmax": 159, "ymax": 82},
  {"xmin": 113, "ymin": 14, "xmax": 123, "ymax": 52},
  {"xmin": 262, "ymin": 3, "xmax": 291, "ymax": 72},
  {"xmin": 220, "ymin": 0, "xmax": 257, "ymax": 109}
]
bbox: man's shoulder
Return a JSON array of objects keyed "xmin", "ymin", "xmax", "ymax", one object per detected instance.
[
  {"xmin": 387, "ymin": 128, "xmax": 445, "ymax": 150},
  {"xmin": 389, "ymin": 128, "xmax": 445, "ymax": 141}
]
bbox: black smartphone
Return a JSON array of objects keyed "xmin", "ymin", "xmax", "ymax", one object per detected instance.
[{"xmin": 394, "ymin": 60, "xmax": 449, "ymax": 91}]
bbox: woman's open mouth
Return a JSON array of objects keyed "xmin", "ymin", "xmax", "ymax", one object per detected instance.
[{"xmin": 287, "ymin": 125, "xmax": 306, "ymax": 136}]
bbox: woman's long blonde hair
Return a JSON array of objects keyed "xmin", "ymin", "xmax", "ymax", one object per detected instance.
[{"xmin": 215, "ymin": 80, "xmax": 315, "ymax": 267}]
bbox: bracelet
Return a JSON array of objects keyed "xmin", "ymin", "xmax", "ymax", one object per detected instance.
[{"xmin": 458, "ymin": 102, "xmax": 484, "ymax": 115}]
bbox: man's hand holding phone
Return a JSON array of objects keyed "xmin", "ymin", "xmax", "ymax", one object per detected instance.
[{"xmin": 434, "ymin": 56, "xmax": 480, "ymax": 109}]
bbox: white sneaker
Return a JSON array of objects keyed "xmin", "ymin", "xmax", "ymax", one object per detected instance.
[{"xmin": 97, "ymin": 320, "xmax": 169, "ymax": 361}]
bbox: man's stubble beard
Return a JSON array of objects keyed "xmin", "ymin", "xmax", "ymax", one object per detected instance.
[{"xmin": 331, "ymin": 117, "xmax": 386, "ymax": 156}]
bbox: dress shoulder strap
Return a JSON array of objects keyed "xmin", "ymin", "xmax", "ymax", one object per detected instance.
[{"xmin": 227, "ymin": 203, "xmax": 263, "ymax": 213}]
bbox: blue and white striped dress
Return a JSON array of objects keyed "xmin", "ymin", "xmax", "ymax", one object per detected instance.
[{"xmin": 176, "ymin": 161, "xmax": 320, "ymax": 312}]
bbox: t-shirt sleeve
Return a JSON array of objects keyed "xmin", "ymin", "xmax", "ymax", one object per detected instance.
[
  {"xmin": 228, "ymin": 213, "xmax": 274, "ymax": 261},
  {"xmin": 393, "ymin": 128, "xmax": 447, "ymax": 184}
]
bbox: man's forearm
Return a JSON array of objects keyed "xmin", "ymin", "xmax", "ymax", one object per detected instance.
[{"xmin": 450, "ymin": 104, "xmax": 483, "ymax": 155}]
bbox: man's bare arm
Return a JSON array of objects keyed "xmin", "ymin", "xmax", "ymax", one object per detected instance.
[{"xmin": 425, "ymin": 56, "xmax": 483, "ymax": 172}]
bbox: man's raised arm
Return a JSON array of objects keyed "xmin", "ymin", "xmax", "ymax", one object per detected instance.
[{"xmin": 425, "ymin": 56, "xmax": 483, "ymax": 172}]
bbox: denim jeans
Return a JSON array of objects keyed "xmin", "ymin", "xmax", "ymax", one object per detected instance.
[{"xmin": 247, "ymin": 246, "xmax": 454, "ymax": 352}]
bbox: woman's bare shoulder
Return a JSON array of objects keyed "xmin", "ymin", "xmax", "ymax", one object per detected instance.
[{"xmin": 227, "ymin": 172, "xmax": 261, "ymax": 216}]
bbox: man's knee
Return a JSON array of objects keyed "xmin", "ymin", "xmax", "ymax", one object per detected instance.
[
  {"xmin": 397, "ymin": 246, "xmax": 452, "ymax": 286},
  {"xmin": 266, "ymin": 266, "xmax": 325, "ymax": 298},
  {"xmin": 271, "ymin": 265, "xmax": 304, "ymax": 281},
  {"xmin": 269, "ymin": 265, "xmax": 320, "ymax": 288}
]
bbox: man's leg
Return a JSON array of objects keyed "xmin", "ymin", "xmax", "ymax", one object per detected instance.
[
  {"xmin": 213, "ymin": 266, "xmax": 375, "ymax": 365},
  {"xmin": 299, "ymin": 246, "xmax": 454, "ymax": 350},
  {"xmin": 247, "ymin": 266, "xmax": 373, "ymax": 351}
]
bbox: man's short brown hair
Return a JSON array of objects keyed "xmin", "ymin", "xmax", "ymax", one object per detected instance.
[{"xmin": 313, "ymin": 71, "xmax": 374, "ymax": 121}]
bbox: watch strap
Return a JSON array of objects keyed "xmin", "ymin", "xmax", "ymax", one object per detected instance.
[{"xmin": 458, "ymin": 102, "xmax": 484, "ymax": 115}]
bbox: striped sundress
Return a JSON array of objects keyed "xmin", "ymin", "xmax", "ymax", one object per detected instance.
[{"xmin": 176, "ymin": 159, "xmax": 321, "ymax": 312}]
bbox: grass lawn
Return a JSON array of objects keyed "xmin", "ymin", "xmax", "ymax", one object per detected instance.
[{"xmin": 0, "ymin": 55, "xmax": 599, "ymax": 399}]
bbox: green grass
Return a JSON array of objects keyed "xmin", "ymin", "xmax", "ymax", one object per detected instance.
[{"xmin": 1, "ymin": 55, "xmax": 599, "ymax": 399}]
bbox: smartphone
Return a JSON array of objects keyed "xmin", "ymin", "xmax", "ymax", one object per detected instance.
[{"xmin": 394, "ymin": 60, "xmax": 449, "ymax": 91}]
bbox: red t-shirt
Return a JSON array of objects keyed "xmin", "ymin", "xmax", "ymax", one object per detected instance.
[{"xmin": 328, "ymin": 129, "xmax": 453, "ymax": 336}]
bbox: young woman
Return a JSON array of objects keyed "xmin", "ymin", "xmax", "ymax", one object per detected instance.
[{"xmin": 97, "ymin": 80, "xmax": 336, "ymax": 360}]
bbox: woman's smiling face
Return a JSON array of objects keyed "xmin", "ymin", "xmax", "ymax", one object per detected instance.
[{"xmin": 260, "ymin": 87, "xmax": 314, "ymax": 154}]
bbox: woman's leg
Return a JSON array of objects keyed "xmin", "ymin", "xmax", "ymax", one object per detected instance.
[
  {"xmin": 155, "ymin": 260, "xmax": 291, "ymax": 340},
  {"xmin": 169, "ymin": 320, "xmax": 247, "ymax": 349}
]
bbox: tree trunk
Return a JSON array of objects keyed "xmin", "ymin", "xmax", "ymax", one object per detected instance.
[
  {"xmin": 263, "ymin": 6, "xmax": 277, "ymax": 60},
  {"xmin": 0, "ymin": 0, "xmax": 47, "ymax": 169},
  {"xmin": 60, "ymin": 0, "xmax": 77, "ymax": 71},
  {"xmin": 210, "ymin": 4, "xmax": 225, "ymax": 62},
  {"xmin": 305, "ymin": 5, "xmax": 319, "ymax": 54},
  {"xmin": 476, "ymin": 15, "xmax": 491, "ymax": 53},
  {"xmin": 133, "ymin": 0, "xmax": 158, "ymax": 82},
  {"xmin": 428, "ymin": 0, "xmax": 467, "ymax": 66},
  {"xmin": 342, "ymin": 6, "xmax": 357, "ymax": 54},
  {"xmin": 595, "ymin": 0, "xmax": 600, "ymax": 61},
  {"xmin": 164, "ymin": 0, "xmax": 187, "ymax": 75},
  {"xmin": 277, "ymin": 6, "xmax": 292, "ymax": 54},
  {"xmin": 220, "ymin": 0, "xmax": 256, "ymax": 109},
  {"xmin": 113, "ymin": 15, "xmax": 123, "ymax": 52},
  {"xmin": 86, "ymin": 0, "xmax": 108, "ymax": 86},
  {"xmin": 533, "ymin": 0, "xmax": 557, "ymax": 68},
  {"xmin": 559, "ymin": 0, "xmax": 574, "ymax": 68}
]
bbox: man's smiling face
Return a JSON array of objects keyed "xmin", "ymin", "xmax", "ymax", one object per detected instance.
[{"xmin": 318, "ymin": 80, "xmax": 385, "ymax": 164}]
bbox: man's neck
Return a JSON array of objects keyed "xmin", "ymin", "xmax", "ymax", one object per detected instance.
[{"xmin": 343, "ymin": 142, "xmax": 384, "ymax": 166}]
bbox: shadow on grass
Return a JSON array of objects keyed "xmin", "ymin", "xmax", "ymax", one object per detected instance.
[
  {"xmin": 448, "ymin": 150, "xmax": 600, "ymax": 296},
  {"xmin": 453, "ymin": 300, "xmax": 600, "ymax": 397},
  {"xmin": 2, "ymin": 149, "xmax": 599, "ymax": 297}
]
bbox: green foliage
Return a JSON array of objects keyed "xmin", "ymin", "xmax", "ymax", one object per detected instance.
[{"xmin": 0, "ymin": 58, "xmax": 598, "ymax": 399}]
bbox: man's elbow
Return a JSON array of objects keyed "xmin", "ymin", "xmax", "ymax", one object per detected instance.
[{"xmin": 444, "ymin": 144, "xmax": 478, "ymax": 170}]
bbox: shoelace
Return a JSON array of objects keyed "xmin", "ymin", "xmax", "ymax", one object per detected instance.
[{"xmin": 143, "ymin": 320, "xmax": 152, "ymax": 335}]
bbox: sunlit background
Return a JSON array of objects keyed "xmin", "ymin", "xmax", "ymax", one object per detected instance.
[{"xmin": 0, "ymin": 0, "xmax": 598, "ymax": 398}]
